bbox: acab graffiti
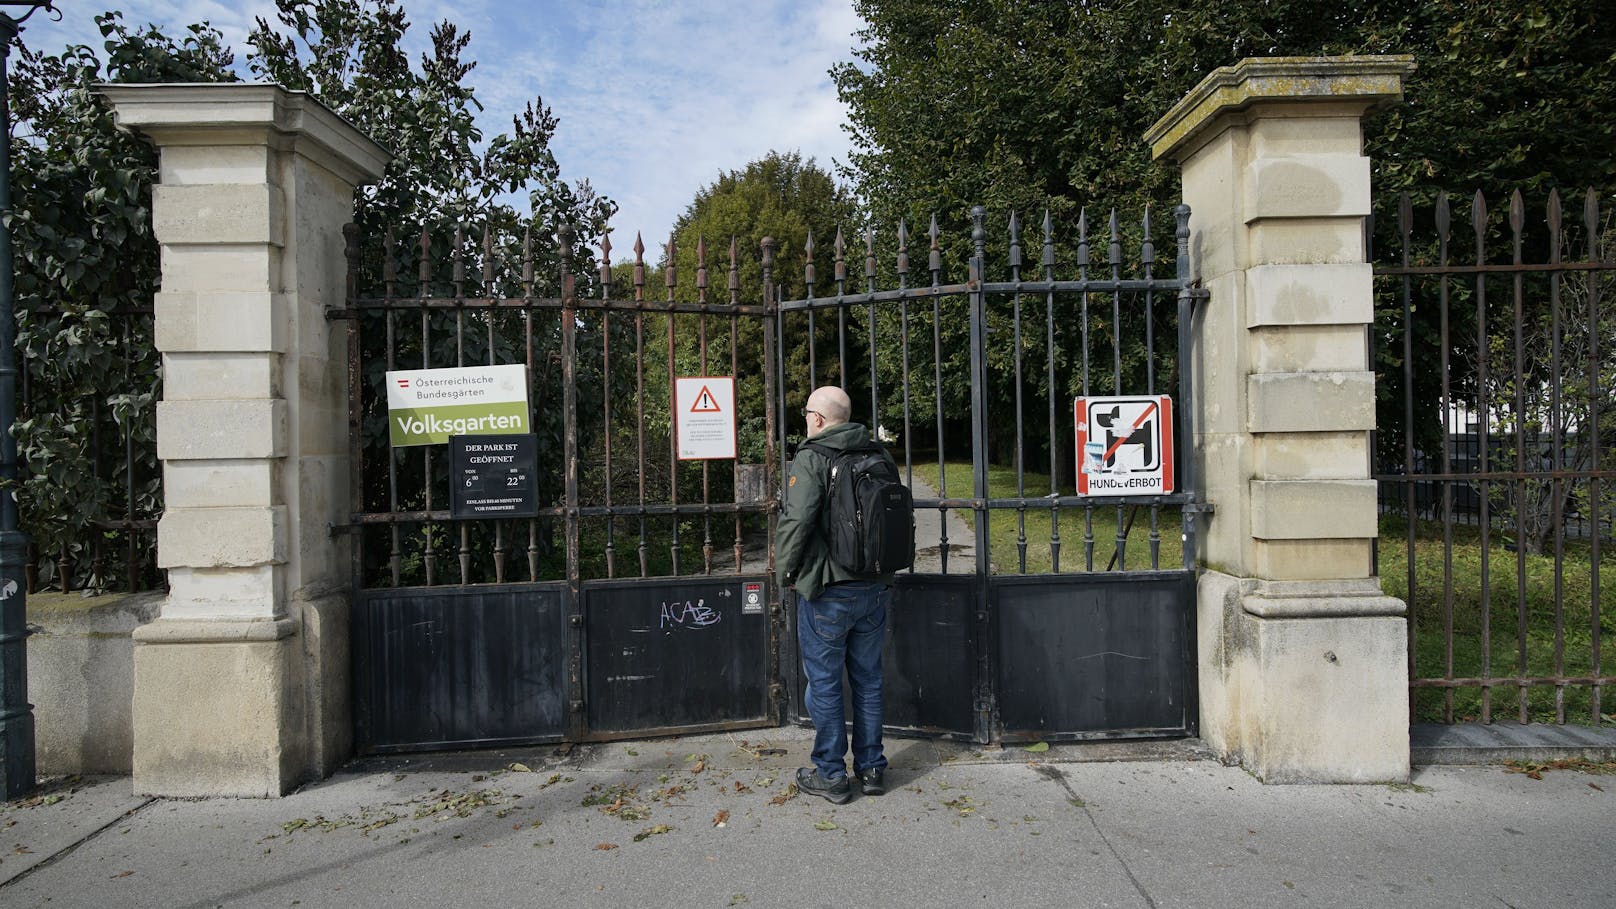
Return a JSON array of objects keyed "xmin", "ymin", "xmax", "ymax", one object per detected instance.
[{"xmin": 659, "ymin": 597, "xmax": 722, "ymax": 631}]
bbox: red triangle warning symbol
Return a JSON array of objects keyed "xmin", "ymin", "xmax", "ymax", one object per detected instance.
[{"xmin": 689, "ymin": 385, "xmax": 722, "ymax": 413}]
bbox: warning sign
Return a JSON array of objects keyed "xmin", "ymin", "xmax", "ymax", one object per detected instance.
[
  {"xmin": 742, "ymin": 581, "xmax": 763, "ymax": 615},
  {"xmin": 674, "ymin": 376, "xmax": 737, "ymax": 460},
  {"xmin": 1074, "ymin": 395, "xmax": 1174, "ymax": 496}
]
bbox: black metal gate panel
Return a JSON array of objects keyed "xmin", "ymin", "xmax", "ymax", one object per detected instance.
[
  {"xmin": 776, "ymin": 206, "xmax": 1203, "ymax": 744},
  {"xmin": 584, "ymin": 576, "xmax": 772, "ymax": 737},
  {"xmin": 341, "ymin": 225, "xmax": 783, "ymax": 753},
  {"xmin": 353, "ymin": 584, "xmax": 568, "ymax": 752}
]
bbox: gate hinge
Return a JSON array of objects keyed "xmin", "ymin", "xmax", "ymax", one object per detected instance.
[
  {"xmin": 325, "ymin": 308, "xmax": 360, "ymax": 321},
  {"xmin": 1182, "ymin": 502, "xmax": 1215, "ymax": 515},
  {"xmin": 328, "ymin": 522, "xmax": 360, "ymax": 538}
]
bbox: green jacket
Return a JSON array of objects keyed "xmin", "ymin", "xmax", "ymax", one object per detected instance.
[{"xmin": 776, "ymin": 421, "xmax": 896, "ymax": 599}]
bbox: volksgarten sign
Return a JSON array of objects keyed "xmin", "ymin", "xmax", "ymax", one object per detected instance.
[{"xmin": 386, "ymin": 364, "xmax": 530, "ymax": 447}]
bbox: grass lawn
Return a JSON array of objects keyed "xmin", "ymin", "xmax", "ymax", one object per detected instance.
[
  {"xmin": 913, "ymin": 460, "xmax": 1612, "ymax": 726},
  {"xmin": 908, "ymin": 461, "xmax": 1187, "ymax": 573},
  {"xmin": 1377, "ymin": 513, "xmax": 1614, "ymax": 725}
]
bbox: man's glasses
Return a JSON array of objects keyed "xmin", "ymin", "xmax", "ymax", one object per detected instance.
[{"xmin": 803, "ymin": 409, "xmax": 821, "ymax": 420}]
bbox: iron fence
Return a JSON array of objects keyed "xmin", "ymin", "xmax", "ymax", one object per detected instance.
[
  {"xmin": 17, "ymin": 304, "xmax": 161, "ymax": 594},
  {"xmin": 1373, "ymin": 188, "xmax": 1614, "ymax": 726}
]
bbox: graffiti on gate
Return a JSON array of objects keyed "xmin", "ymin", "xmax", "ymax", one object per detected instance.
[{"xmin": 659, "ymin": 597, "xmax": 723, "ymax": 631}]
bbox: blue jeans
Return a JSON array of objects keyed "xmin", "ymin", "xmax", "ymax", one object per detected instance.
[{"xmin": 798, "ymin": 581, "xmax": 889, "ymax": 780}]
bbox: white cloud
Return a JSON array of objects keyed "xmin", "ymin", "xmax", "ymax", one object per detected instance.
[{"xmin": 20, "ymin": 0, "xmax": 867, "ymax": 240}]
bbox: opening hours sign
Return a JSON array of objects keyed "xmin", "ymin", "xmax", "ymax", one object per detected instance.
[
  {"xmin": 1074, "ymin": 395, "xmax": 1175, "ymax": 496},
  {"xmin": 674, "ymin": 377, "xmax": 736, "ymax": 460}
]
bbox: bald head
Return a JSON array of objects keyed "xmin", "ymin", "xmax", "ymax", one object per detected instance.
[{"xmin": 806, "ymin": 385, "xmax": 851, "ymax": 435}]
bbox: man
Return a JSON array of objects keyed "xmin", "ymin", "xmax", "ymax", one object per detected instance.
[{"xmin": 776, "ymin": 385, "xmax": 892, "ymax": 804}]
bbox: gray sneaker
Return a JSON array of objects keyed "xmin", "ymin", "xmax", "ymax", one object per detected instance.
[
  {"xmin": 796, "ymin": 767, "xmax": 853, "ymax": 804},
  {"xmin": 857, "ymin": 767, "xmax": 886, "ymax": 796}
]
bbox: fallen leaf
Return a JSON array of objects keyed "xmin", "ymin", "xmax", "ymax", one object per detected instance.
[
  {"xmin": 733, "ymin": 781, "xmax": 751, "ymax": 794},
  {"xmin": 593, "ymin": 842, "xmax": 619, "ymax": 851},
  {"xmin": 1590, "ymin": 783, "xmax": 1604, "ymax": 792},
  {"xmin": 1024, "ymin": 741, "xmax": 1049, "ymax": 753},
  {"xmin": 691, "ymin": 760, "xmax": 707, "ymax": 775},
  {"xmin": 507, "ymin": 762, "xmax": 532, "ymax": 773},
  {"xmin": 812, "ymin": 819, "xmax": 838, "ymax": 831},
  {"xmin": 633, "ymin": 824, "xmax": 673, "ymax": 842},
  {"xmin": 768, "ymin": 784, "xmax": 800, "ymax": 806},
  {"xmin": 14, "ymin": 846, "xmax": 34, "ymax": 855},
  {"xmin": 713, "ymin": 810, "xmax": 730, "ymax": 827},
  {"xmin": 110, "ymin": 870, "xmax": 134, "ymax": 879}
]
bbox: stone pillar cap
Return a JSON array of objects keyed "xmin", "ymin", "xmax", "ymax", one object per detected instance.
[
  {"xmin": 1144, "ymin": 55, "xmax": 1416, "ymax": 163},
  {"xmin": 98, "ymin": 82, "xmax": 391, "ymax": 186}
]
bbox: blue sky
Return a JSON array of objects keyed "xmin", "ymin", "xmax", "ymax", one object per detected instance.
[{"xmin": 19, "ymin": 0, "xmax": 867, "ymax": 241}]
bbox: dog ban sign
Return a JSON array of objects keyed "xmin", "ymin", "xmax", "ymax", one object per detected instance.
[
  {"xmin": 387, "ymin": 364, "xmax": 530, "ymax": 447},
  {"xmin": 1074, "ymin": 395, "xmax": 1174, "ymax": 496}
]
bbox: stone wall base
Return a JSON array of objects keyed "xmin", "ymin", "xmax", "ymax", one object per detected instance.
[
  {"xmin": 28, "ymin": 591, "xmax": 164, "ymax": 775},
  {"xmin": 131, "ymin": 593, "xmax": 348, "ymax": 797},
  {"xmin": 1199, "ymin": 569, "xmax": 1410, "ymax": 783}
]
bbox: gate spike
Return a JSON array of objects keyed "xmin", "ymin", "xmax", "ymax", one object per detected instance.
[
  {"xmin": 521, "ymin": 225, "xmax": 534, "ymax": 296},
  {"xmin": 664, "ymin": 233, "xmax": 677, "ymax": 291},
  {"xmin": 1140, "ymin": 205, "xmax": 1154, "ymax": 265},
  {"xmin": 599, "ymin": 228, "xmax": 613, "ymax": 293},
  {"xmin": 1585, "ymin": 188, "xmax": 1601, "ymax": 255},
  {"xmin": 696, "ymin": 235, "xmax": 708, "ymax": 302},
  {"xmin": 897, "ymin": 219, "xmax": 910, "ymax": 278},
  {"xmin": 1436, "ymin": 192, "xmax": 1451, "ymax": 242},
  {"xmin": 1076, "ymin": 208, "xmax": 1090, "ymax": 270},
  {"xmin": 482, "ymin": 223, "xmax": 495, "ymax": 289},
  {"xmin": 833, "ymin": 226, "xmax": 846, "ymax": 287},
  {"xmin": 1107, "ymin": 209, "xmax": 1121, "ymax": 266},
  {"xmin": 727, "ymin": 236, "xmax": 740, "ymax": 298},
  {"xmin": 1398, "ymin": 191, "xmax": 1412, "ymax": 242},
  {"xmin": 452, "ymin": 225, "xmax": 465, "ymax": 297},
  {"xmin": 418, "ymin": 225, "xmax": 431, "ymax": 288},
  {"xmin": 558, "ymin": 223, "xmax": 576, "ymax": 302},
  {"xmin": 1509, "ymin": 188, "xmax": 1525, "ymax": 237},
  {"xmin": 865, "ymin": 227, "xmax": 877, "ymax": 288},
  {"xmin": 1008, "ymin": 211, "xmax": 1023, "ymax": 271},
  {"xmin": 1041, "ymin": 210, "xmax": 1055, "ymax": 272},
  {"xmin": 804, "ymin": 230, "xmax": 816, "ymax": 289},
  {"xmin": 1471, "ymin": 190, "xmax": 1487, "ymax": 243},
  {"xmin": 928, "ymin": 215, "xmax": 941, "ymax": 275},
  {"xmin": 1547, "ymin": 189, "xmax": 1562, "ymax": 251},
  {"xmin": 970, "ymin": 206, "xmax": 986, "ymax": 282},
  {"xmin": 632, "ymin": 232, "xmax": 646, "ymax": 302}
]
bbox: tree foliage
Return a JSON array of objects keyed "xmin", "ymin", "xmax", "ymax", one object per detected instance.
[
  {"xmin": 9, "ymin": 13, "xmax": 237, "ymax": 589},
  {"xmin": 11, "ymin": 2, "xmax": 614, "ymax": 589}
]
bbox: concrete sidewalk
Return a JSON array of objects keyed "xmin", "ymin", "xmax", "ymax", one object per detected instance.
[{"xmin": 3, "ymin": 727, "xmax": 1612, "ymax": 909}]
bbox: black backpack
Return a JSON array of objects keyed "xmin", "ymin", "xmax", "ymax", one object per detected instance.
[{"xmin": 801, "ymin": 441, "xmax": 915, "ymax": 576}]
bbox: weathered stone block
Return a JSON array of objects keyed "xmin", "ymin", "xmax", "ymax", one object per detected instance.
[
  {"xmin": 158, "ymin": 505, "xmax": 287, "ymax": 569},
  {"xmin": 158, "ymin": 245, "xmax": 278, "ymax": 294},
  {"xmin": 153, "ymin": 184, "xmax": 285, "ymax": 246},
  {"xmin": 1245, "ymin": 155, "xmax": 1371, "ymax": 221},
  {"xmin": 1246, "ymin": 263, "xmax": 1372, "ymax": 327},
  {"xmin": 157, "ymin": 144, "xmax": 274, "ymax": 186},
  {"xmin": 1253, "ymin": 431, "xmax": 1370, "ymax": 479},
  {"xmin": 163, "ymin": 565, "xmax": 284, "ymax": 619},
  {"xmin": 156, "ymin": 399, "xmax": 286, "ymax": 460},
  {"xmin": 1249, "ymin": 325, "xmax": 1368, "ymax": 373},
  {"xmin": 1237, "ymin": 610, "xmax": 1409, "ymax": 782},
  {"xmin": 1253, "ymin": 539, "xmax": 1374, "ymax": 580},
  {"xmin": 164, "ymin": 460, "xmax": 279, "ymax": 508},
  {"xmin": 1248, "ymin": 371, "xmax": 1374, "ymax": 433},
  {"xmin": 132, "ymin": 623, "xmax": 302, "ymax": 797},
  {"xmin": 162, "ymin": 352, "xmax": 280, "ymax": 401},
  {"xmin": 1250, "ymin": 478, "xmax": 1377, "ymax": 539},
  {"xmin": 1247, "ymin": 218, "xmax": 1363, "ymax": 265}
]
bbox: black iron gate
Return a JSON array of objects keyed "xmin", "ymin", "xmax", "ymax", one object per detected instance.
[
  {"xmin": 339, "ymin": 203, "xmax": 1201, "ymax": 753},
  {"xmin": 774, "ymin": 205, "xmax": 1201, "ymax": 743},
  {"xmin": 341, "ymin": 226, "xmax": 782, "ymax": 752}
]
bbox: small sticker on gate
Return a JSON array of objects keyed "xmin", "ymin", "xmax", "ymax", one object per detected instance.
[{"xmin": 742, "ymin": 582, "xmax": 763, "ymax": 614}]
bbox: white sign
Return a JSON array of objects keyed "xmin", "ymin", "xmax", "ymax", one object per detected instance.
[
  {"xmin": 674, "ymin": 376, "xmax": 737, "ymax": 460},
  {"xmin": 1074, "ymin": 395, "xmax": 1175, "ymax": 496},
  {"xmin": 386, "ymin": 364, "xmax": 530, "ymax": 447}
]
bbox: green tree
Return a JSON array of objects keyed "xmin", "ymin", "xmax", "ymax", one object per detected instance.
[{"xmin": 9, "ymin": 13, "xmax": 238, "ymax": 590}]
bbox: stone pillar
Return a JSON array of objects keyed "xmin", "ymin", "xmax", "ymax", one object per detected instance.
[
  {"xmin": 101, "ymin": 85, "xmax": 389, "ymax": 796},
  {"xmin": 1144, "ymin": 57, "xmax": 1414, "ymax": 782}
]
